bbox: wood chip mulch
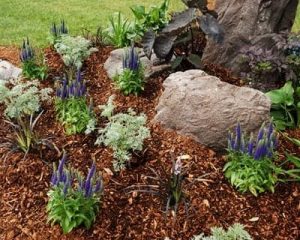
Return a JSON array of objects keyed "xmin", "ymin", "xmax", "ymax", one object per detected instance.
[{"xmin": 0, "ymin": 46, "xmax": 299, "ymax": 240}]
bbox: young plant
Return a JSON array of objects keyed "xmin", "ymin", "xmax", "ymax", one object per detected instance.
[
  {"xmin": 265, "ymin": 81, "xmax": 300, "ymax": 130},
  {"xmin": 0, "ymin": 79, "xmax": 52, "ymax": 119},
  {"xmin": 114, "ymin": 46, "xmax": 145, "ymax": 95},
  {"xmin": 54, "ymin": 35, "xmax": 97, "ymax": 78},
  {"xmin": 47, "ymin": 154, "xmax": 103, "ymax": 234},
  {"xmin": 55, "ymin": 71, "xmax": 95, "ymax": 135},
  {"xmin": 224, "ymin": 123, "xmax": 283, "ymax": 196},
  {"xmin": 20, "ymin": 38, "xmax": 47, "ymax": 80},
  {"xmin": 96, "ymin": 96, "xmax": 150, "ymax": 171},
  {"xmin": 105, "ymin": 12, "xmax": 135, "ymax": 47},
  {"xmin": 49, "ymin": 20, "xmax": 69, "ymax": 44},
  {"xmin": 131, "ymin": 0, "xmax": 170, "ymax": 37},
  {"xmin": 192, "ymin": 223, "xmax": 252, "ymax": 240},
  {"xmin": 166, "ymin": 156, "xmax": 185, "ymax": 213}
]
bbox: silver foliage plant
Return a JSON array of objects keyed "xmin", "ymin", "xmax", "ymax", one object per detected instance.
[
  {"xmin": 0, "ymin": 79, "xmax": 52, "ymax": 119},
  {"xmin": 192, "ymin": 223, "xmax": 252, "ymax": 240},
  {"xmin": 95, "ymin": 95, "xmax": 150, "ymax": 171},
  {"xmin": 54, "ymin": 35, "xmax": 98, "ymax": 70}
]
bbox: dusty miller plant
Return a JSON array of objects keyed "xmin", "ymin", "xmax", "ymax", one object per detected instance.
[
  {"xmin": 0, "ymin": 79, "xmax": 52, "ymax": 119},
  {"xmin": 95, "ymin": 95, "xmax": 150, "ymax": 171},
  {"xmin": 192, "ymin": 223, "xmax": 252, "ymax": 240},
  {"xmin": 54, "ymin": 35, "xmax": 98, "ymax": 78}
]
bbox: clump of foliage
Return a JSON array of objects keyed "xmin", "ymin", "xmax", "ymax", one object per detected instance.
[
  {"xmin": 266, "ymin": 81, "xmax": 300, "ymax": 130},
  {"xmin": 20, "ymin": 38, "xmax": 47, "ymax": 80},
  {"xmin": 54, "ymin": 35, "xmax": 97, "ymax": 78},
  {"xmin": 95, "ymin": 96, "xmax": 150, "ymax": 171},
  {"xmin": 55, "ymin": 71, "xmax": 95, "ymax": 135},
  {"xmin": 141, "ymin": 0, "xmax": 224, "ymax": 68},
  {"xmin": 192, "ymin": 223, "xmax": 252, "ymax": 240},
  {"xmin": 224, "ymin": 123, "xmax": 282, "ymax": 196},
  {"xmin": 49, "ymin": 20, "xmax": 69, "ymax": 44},
  {"xmin": 105, "ymin": 12, "xmax": 135, "ymax": 48},
  {"xmin": 239, "ymin": 46, "xmax": 286, "ymax": 88},
  {"xmin": 114, "ymin": 45, "xmax": 145, "ymax": 95},
  {"xmin": 82, "ymin": 26, "xmax": 108, "ymax": 48},
  {"xmin": 0, "ymin": 79, "xmax": 53, "ymax": 156},
  {"xmin": 0, "ymin": 79, "xmax": 52, "ymax": 119},
  {"xmin": 47, "ymin": 153, "xmax": 103, "ymax": 234},
  {"xmin": 131, "ymin": 0, "xmax": 170, "ymax": 38}
]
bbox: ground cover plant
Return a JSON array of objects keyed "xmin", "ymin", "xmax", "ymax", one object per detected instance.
[{"xmin": 0, "ymin": 1, "xmax": 300, "ymax": 239}]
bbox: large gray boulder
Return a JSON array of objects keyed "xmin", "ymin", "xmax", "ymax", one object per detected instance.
[
  {"xmin": 0, "ymin": 60, "xmax": 22, "ymax": 81},
  {"xmin": 154, "ymin": 70, "xmax": 271, "ymax": 150},
  {"xmin": 202, "ymin": 0, "xmax": 298, "ymax": 75},
  {"xmin": 104, "ymin": 48, "xmax": 171, "ymax": 80}
]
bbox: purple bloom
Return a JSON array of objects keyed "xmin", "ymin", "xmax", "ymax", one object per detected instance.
[{"xmin": 123, "ymin": 45, "xmax": 140, "ymax": 72}]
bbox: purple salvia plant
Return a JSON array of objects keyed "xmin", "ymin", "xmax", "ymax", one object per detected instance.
[
  {"xmin": 56, "ymin": 71, "xmax": 87, "ymax": 99},
  {"xmin": 123, "ymin": 45, "xmax": 140, "ymax": 72},
  {"xmin": 50, "ymin": 20, "xmax": 68, "ymax": 38},
  {"xmin": 20, "ymin": 38, "xmax": 35, "ymax": 62},
  {"xmin": 228, "ymin": 122, "xmax": 278, "ymax": 161},
  {"xmin": 50, "ymin": 154, "xmax": 103, "ymax": 198}
]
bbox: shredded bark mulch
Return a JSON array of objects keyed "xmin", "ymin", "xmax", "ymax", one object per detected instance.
[{"xmin": 0, "ymin": 46, "xmax": 299, "ymax": 240}]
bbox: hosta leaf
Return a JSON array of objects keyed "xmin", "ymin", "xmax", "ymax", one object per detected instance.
[
  {"xmin": 161, "ymin": 8, "xmax": 197, "ymax": 35},
  {"xmin": 141, "ymin": 29, "xmax": 156, "ymax": 59},
  {"xmin": 266, "ymin": 81, "xmax": 294, "ymax": 106}
]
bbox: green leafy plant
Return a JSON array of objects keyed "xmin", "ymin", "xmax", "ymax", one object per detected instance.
[
  {"xmin": 20, "ymin": 38, "xmax": 47, "ymax": 80},
  {"xmin": 0, "ymin": 79, "xmax": 52, "ymax": 119},
  {"xmin": 224, "ymin": 123, "xmax": 283, "ymax": 196},
  {"xmin": 114, "ymin": 46, "xmax": 145, "ymax": 95},
  {"xmin": 105, "ymin": 12, "xmax": 135, "ymax": 48},
  {"xmin": 192, "ymin": 223, "xmax": 252, "ymax": 240},
  {"xmin": 265, "ymin": 81, "xmax": 300, "ymax": 130},
  {"xmin": 131, "ymin": 0, "xmax": 170, "ymax": 37},
  {"xmin": 47, "ymin": 154, "xmax": 103, "ymax": 234},
  {"xmin": 54, "ymin": 35, "xmax": 97, "ymax": 78},
  {"xmin": 95, "ymin": 96, "xmax": 150, "ymax": 171},
  {"xmin": 55, "ymin": 72, "xmax": 95, "ymax": 135}
]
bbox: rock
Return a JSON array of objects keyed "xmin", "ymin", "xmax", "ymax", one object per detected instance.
[
  {"xmin": 154, "ymin": 70, "xmax": 271, "ymax": 150},
  {"xmin": 202, "ymin": 0, "xmax": 298, "ymax": 75},
  {"xmin": 104, "ymin": 48, "xmax": 171, "ymax": 80},
  {"xmin": 0, "ymin": 60, "xmax": 22, "ymax": 80}
]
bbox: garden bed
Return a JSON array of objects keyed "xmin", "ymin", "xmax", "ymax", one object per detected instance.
[{"xmin": 0, "ymin": 46, "xmax": 299, "ymax": 240}]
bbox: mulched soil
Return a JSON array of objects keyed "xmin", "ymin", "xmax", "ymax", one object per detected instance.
[{"xmin": 0, "ymin": 46, "xmax": 299, "ymax": 240}]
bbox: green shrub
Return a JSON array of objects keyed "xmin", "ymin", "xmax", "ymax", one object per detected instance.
[
  {"xmin": 55, "ymin": 73, "xmax": 95, "ymax": 135},
  {"xmin": 114, "ymin": 46, "xmax": 145, "ymax": 95},
  {"xmin": 192, "ymin": 223, "xmax": 252, "ymax": 240},
  {"xmin": 131, "ymin": 0, "xmax": 170, "ymax": 37},
  {"xmin": 105, "ymin": 12, "xmax": 135, "ymax": 48},
  {"xmin": 96, "ymin": 96, "xmax": 150, "ymax": 171},
  {"xmin": 20, "ymin": 38, "xmax": 47, "ymax": 80},
  {"xmin": 47, "ymin": 154, "xmax": 103, "ymax": 234},
  {"xmin": 224, "ymin": 123, "xmax": 283, "ymax": 196}
]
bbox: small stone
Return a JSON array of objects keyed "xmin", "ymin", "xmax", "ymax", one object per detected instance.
[{"xmin": 0, "ymin": 60, "xmax": 22, "ymax": 80}]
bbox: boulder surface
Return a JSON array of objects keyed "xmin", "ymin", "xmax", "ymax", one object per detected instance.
[
  {"xmin": 0, "ymin": 60, "xmax": 22, "ymax": 80},
  {"xmin": 154, "ymin": 70, "xmax": 271, "ymax": 150},
  {"xmin": 104, "ymin": 48, "xmax": 171, "ymax": 80}
]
